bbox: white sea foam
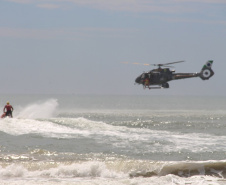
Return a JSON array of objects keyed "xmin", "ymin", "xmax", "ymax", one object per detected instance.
[
  {"xmin": 1, "ymin": 115, "xmax": 226, "ymax": 153},
  {"xmin": 0, "ymin": 161, "xmax": 225, "ymax": 185},
  {"xmin": 0, "ymin": 99, "xmax": 90, "ymax": 137},
  {"xmin": 0, "ymin": 161, "xmax": 126, "ymax": 179},
  {"xmin": 15, "ymin": 99, "xmax": 58, "ymax": 119},
  {"xmin": 0, "ymin": 95, "xmax": 225, "ymax": 184},
  {"xmin": 0, "ymin": 97, "xmax": 225, "ymax": 154},
  {"xmin": 53, "ymin": 117, "xmax": 226, "ymax": 153},
  {"xmin": 0, "ymin": 118, "xmax": 90, "ymax": 138}
]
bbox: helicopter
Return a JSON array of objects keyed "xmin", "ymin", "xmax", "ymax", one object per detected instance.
[{"xmin": 132, "ymin": 60, "xmax": 214, "ymax": 89}]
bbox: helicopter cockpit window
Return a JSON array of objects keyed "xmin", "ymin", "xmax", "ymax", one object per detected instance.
[
  {"xmin": 141, "ymin": 73, "xmax": 147, "ymax": 79},
  {"xmin": 148, "ymin": 74, "xmax": 151, "ymax": 78}
]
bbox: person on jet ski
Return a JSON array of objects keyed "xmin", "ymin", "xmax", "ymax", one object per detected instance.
[{"xmin": 3, "ymin": 102, "xmax": 14, "ymax": 118}]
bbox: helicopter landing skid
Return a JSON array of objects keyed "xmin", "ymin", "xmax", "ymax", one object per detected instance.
[{"xmin": 143, "ymin": 86, "xmax": 163, "ymax": 89}]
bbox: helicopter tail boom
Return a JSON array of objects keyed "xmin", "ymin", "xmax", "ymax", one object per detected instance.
[{"xmin": 199, "ymin": 60, "xmax": 214, "ymax": 80}]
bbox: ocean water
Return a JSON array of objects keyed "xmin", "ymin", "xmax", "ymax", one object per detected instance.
[{"xmin": 0, "ymin": 94, "xmax": 226, "ymax": 185}]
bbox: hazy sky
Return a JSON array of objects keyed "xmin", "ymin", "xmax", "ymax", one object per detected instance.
[{"xmin": 0, "ymin": 0, "xmax": 226, "ymax": 96}]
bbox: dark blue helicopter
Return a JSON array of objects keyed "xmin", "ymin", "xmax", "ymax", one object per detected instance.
[{"xmin": 134, "ymin": 60, "xmax": 214, "ymax": 89}]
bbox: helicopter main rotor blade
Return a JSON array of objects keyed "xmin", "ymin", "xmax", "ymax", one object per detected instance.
[
  {"xmin": 133, "ymin": 63, "xmax": 151, "ymax": 66},
  {"xmin": 159, "ymin": 60, "xmax": 185, "ymax": 66},
  {"xmin": 160, "ymin": 65, "xmax": 174, "ymax": 68},
  {"xmin": 122, "ymin": 62, "xmax": 151, "ymax": 66},
  {"xmin": 122, "ymin": 60, "xmax": 185, "ymax": 67}
]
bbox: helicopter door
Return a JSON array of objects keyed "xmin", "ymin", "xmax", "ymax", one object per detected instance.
[
  {"xmin": 143, "ymin": 73, "xmax": 150, "ymax": 86},
  {"xmin": 152, "ymin": 72, "xmax": 160, "ymax": 83}
]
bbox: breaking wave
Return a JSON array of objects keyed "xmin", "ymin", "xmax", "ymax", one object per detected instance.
[{"xmin": 0, "ymin": 159, "xmax": 225, "ymax": 185}]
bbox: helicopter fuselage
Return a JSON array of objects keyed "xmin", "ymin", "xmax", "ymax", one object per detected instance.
[
  {"xmin": 135, "ymin": 61, "xmax": 214, "ymax": 89},
  {"xmin": 135, "ymin": 68, "xmax": 187, "ymax": 88}
]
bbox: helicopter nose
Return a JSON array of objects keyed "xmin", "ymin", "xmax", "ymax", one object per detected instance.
[{"xmin": 135, "ymin": 76, "xmax": 142, "ymax": 84}]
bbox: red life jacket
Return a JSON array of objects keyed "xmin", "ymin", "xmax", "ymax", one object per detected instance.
[{"xmin": 5, "ymin": 105, "xmax": 12, "ymax": 111}]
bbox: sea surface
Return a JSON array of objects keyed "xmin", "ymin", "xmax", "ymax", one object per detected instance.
[{"xmin": 0, "ymin": 94, "xmax": 226, "ymax": 185}]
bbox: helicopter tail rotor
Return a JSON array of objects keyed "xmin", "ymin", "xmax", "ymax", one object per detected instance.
[{"xmin": 199, "ymin": 60, "xmax": 214, "ymax": 80}]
